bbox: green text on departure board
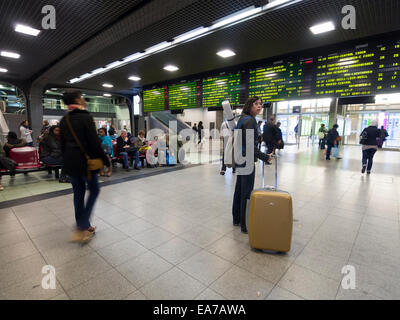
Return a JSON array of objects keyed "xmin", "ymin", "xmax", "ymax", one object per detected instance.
[
  {"xmin": 248, "ymin": 62, "xmax": 305, "ymax": 102},
  {"xmin": 315, "ymin": 49, "xmax": 375, "ymax": 97},
  {"xmin": 143, "ymin": 88, "xmax": 165, "ymax": 112},
  {"xmin": 168, "ymin": 82, "xmax": 197, "ymax": 110},
  {"xmin": 202, "ymin": 73, "xmax": 241, "ymax": 107},
  {"xmin": 375, "ymin": 42, "xmax": 400, "ymax": 93}
]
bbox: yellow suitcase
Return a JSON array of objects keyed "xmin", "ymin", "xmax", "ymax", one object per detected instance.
[{"xmin": 248, "ymin": 160, "xmax": 293, "ymax": 252}]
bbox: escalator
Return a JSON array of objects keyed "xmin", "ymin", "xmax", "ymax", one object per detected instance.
[{"xmin": 151, "ymin": 111, "xmax": 191, "ymax": 134}]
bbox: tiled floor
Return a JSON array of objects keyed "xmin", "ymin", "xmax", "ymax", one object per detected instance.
[{"xmin": 0, "ymin": 144, "xmax": 399, "ymax": 300}]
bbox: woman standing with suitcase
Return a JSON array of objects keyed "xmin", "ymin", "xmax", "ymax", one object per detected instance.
[{"xmin": 232, "ymin": 97, "xmax": 272, "ymax": 234}]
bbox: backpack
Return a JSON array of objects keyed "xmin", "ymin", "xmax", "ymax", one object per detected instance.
[
  {"xmin": 224, "ymin": 116, "xmax": 252, "ymax": 168},
  {"xmin": 360, "ymin": 129, "xmax": 368, "ymax": 145}
]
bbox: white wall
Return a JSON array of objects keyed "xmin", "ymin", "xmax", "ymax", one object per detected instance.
[{"xmin": 177, "ymin": 108, "xmax": 217, "ymax": 129}]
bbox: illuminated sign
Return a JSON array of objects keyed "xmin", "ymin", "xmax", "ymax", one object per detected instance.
[
  {"xmin": 168, "ymin": 81, "xmax": 198, "ymax": 109},
  {"xmin": 376, "ymin": 42, "xmax": 400, "ymax": 93},
  {"xmin": 248, "ymin": 60, "xmax": 313, "ymax": 102},
  {"xmin": 202, "ymin": 73, "xmax": 241, "ymax": 108},
  {"xmin": 143, "ymin": 88, "xmax": 165, "ymax": 112},
  {"xmin": 315, "ymin": 48, "xmax": 376, "ymax": 97}
]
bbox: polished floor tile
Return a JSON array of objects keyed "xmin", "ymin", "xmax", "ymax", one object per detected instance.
[{"xmin": 0, "ymin": 145, "xmax": 399, "ymax": 299}]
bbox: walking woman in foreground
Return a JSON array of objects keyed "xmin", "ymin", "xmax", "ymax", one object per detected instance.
[
  {"xmin": 60, "ymin": 91, "xmax": 109, "ymax": 242},
  {"xmin": 232, "ymin": 96, "xmax": 272, "ymax": 234}
]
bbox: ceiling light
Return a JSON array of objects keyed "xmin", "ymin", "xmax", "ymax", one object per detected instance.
[
  {"xmin": 310, "ymin": 22, "xmax": 335, "ymax": 35},
  {"xmin": 102, "ymin": 83, "xmax": 114, "ymax": 88},
  {"xmin": 69, "ymin": 78, "xmax": 80, "ymax": 84},
  {"xmin": 124, "ymin": 52, "xmax": 145, "ymax": 63},
  {"xmin": 1, "ymin": 51, "xmax": 20, "ymax": 59},
  {"xmin": 164, "ymin": 65, "xmax": 179, "ymax": 72},
  {"xmin": 145, "ymin": 42, "xmax": 171, "ymax": 55},
  {"xmin": 67, "ymin": 2, "xmax": 299, "ymax": 84},
  {"xmin": 105, "ymin": 60, "xmax": 124, "ymax": 70},
  {"xmin": 173, "ymin": 27, "xmax": 210, "ymax": 44},
  {"xmin": 217, "ymin": 49, "xmax": 236, "ymax": 58},
  {"xmin": 15, "ymin": 24, "xmax": 41, "ymax": 36},
  {"xmin": 264, "ymin": 0, "xmax": 293, "ymax": 10},
  {"xmin": 103, "ymin": 93, "xmax": 112, "ymax": 97},
  {"xmin": 91, "ymin": 68, "xmax": 105, "ymax": 75},
  {"xmin": 0, "ymin": 68, "xmax": 7, "ymax": 73},
  {"xmin": 212, "ymin": 6, "xmax": 262, "ymax": 29},
  {"xmin": 129, "ymin": 76, "xmax": 141, "ymax": 81}
]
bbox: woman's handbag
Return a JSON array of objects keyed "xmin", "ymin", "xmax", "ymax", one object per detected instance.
[{"xmin": 66, "ymin": 114, "xmax": 103, "ymax": 179}]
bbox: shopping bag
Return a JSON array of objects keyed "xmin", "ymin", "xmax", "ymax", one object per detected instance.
[{"xmin": 331, "ymin": 146, "xmax": 339, "ymax": 158}]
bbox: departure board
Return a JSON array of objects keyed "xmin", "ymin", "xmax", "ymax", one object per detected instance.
[
  {"xmin": 202, "ymin": 73, "xmax": 241, "ymax": 108},
  {"xmin": 375, "ymin": 41, "xmax": 400, "ymax": 93},
  {"xmin": 248, "ymin": 60, "xmax": 312, "ymax": 102},
  {"xmin": 168, "ymin": 82, "xmax": 198, "ymax": 109},
  {"xmin": 315, "ymin": 48, "xmax": 376, "ymax": 97},
  {"xmin": 143, "ymin": 88, "xmax": 165, "ymax": 112}
]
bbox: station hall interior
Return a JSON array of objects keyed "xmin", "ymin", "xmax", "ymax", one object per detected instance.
[{"xmin": 0, "ymin": 0, "xmax": 399, "ymax": 300}]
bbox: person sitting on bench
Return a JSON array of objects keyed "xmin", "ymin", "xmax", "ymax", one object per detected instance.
[{"xmin": 40, "ymin": 125, "xmax": 69, "ymax": 183}]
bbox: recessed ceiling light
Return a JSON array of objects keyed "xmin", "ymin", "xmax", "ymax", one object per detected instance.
[
  {"xmin": 164, "ymin": 65, "xmax": 179, "ymax": 72},
  {"xmin": 102, "ymin": 83, "xmax": 114, "ymax": 88},
  {"xmin": 0, "ymin": 68, "xmax": 8, "ymax": 73},
  {"xmin": 310, "ymin": 22, "xmax": 335, "ymax": 35},
  {"xmin": 128, "ymin": 76, "xmax": 141, "ymax": 81},
  {"xmin": 1, "ymin": 51, "xmax": 20, "ymax": 59},
  {"xmin": 217, "ymin": 49, "xmax": 236, "ymax": 58},
  {"xmin": 15, "ymin": 24, "xmax": 41, "ymax": 36},
  {"xmin": 103, "ymin": 93, "xmax": 112, "ymax": 97}
]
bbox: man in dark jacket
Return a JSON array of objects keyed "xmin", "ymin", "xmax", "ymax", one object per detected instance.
[
  {"xmin": 326, "ymin": 124, "xmax": 339, "ymax": 160},
  {"xmin": 360, "ymin": 120, "xmax": 380, "ymax": 174},
  {"xmin": 60, "ymin": 91, "xmax": 109, "ymax": 242},
  {"xmin": 3, "ymin": 132, "xmax": 26, "ymax": 157},
  {"xmin": 263, "ymin": 116, "xmax": 281, "ymax": 155},
  {"xmin": 116, "ymin": 130, "xmax": 140, "ymax": 170}
]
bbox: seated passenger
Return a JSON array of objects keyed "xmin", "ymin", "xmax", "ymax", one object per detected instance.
[
  {"xmin": 3, "ymin": 131, "xmax": 26, "ymax": 157},
  {"xmin": 40, "ymin": 125, "xmax": 69, "ymax": 182},
  {"xmin": 0, "ymin": 143, "xmax": 17, "ymax": 189},
  {"xmin": 98, "ymin": 128, "xmax": 113, "ymax": 177},
  {"xmin": 116, "ymin": 130, "xmax": 140, "ymax": 171},
  {"xmin": 134, "ymin": 130, "xmax": 154, "ymax": 168},
  {"xmin": 108, "ymin": 125, "xmax": 117, "ymax": 141}
]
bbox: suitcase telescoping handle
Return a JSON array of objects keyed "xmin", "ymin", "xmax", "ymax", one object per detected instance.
[{"xmin": 262, "ymin": 156, "xmax": 277, "ymax": 189}]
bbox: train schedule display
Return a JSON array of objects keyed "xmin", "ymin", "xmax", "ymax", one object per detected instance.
[
  {"xmin": 315, "ymin": 48, "xmax": 376, "ymax": 97},
  {"xmin": 202, "ymin": 73, "xmax": 241, "ymax": 108},
  {"xmin": 168, "ymin": 81, "xmax": 198, "ymax": 109},
  {"xmin": 248, "ymin": 60, "xmax": 312, "ymax": 102},
  {"xmin": 143, "ymin": 88, "xmax": 165, "ymax": 112}
]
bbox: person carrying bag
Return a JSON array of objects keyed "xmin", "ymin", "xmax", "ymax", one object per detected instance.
[
  {"xmin": 66, "ymin": 114, "xmax": 103, "ymax": 180},
  {"xmin": 60, "ymin": 91, "xmax": 109, "ymax": 243}
]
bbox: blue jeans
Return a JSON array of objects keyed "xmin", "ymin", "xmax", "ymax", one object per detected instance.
[
  {"xmin": 70, "ymin": 173, "xmax": 100, "ymax": 230},
  {"xmin": 362, "ymin": 148, "xmax": 377, "ymax": 171},
  {"xmin": 120, "ymin": 150, "xmax": 140, "ymax": 168},
  {"xmin": 232, "ymin": 167, "xmax": 255, "ymax": 232}
]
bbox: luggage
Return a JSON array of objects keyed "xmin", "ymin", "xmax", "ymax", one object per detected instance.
[
  {"xmin": 248, "ymin": 157, "xmax": 293, "ymax": 252},
  {"xmin": 331, "ymin": 145, "xmax": 339, "ymax": 158},
  {"xmin": 166, "ymin": 151, "xmax": 176, "ymax": 166}
]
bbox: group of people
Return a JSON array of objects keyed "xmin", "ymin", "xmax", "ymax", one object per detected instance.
[{"xmin": 191, "ymin": 122, "xmax": 204, "ymax": 145}]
